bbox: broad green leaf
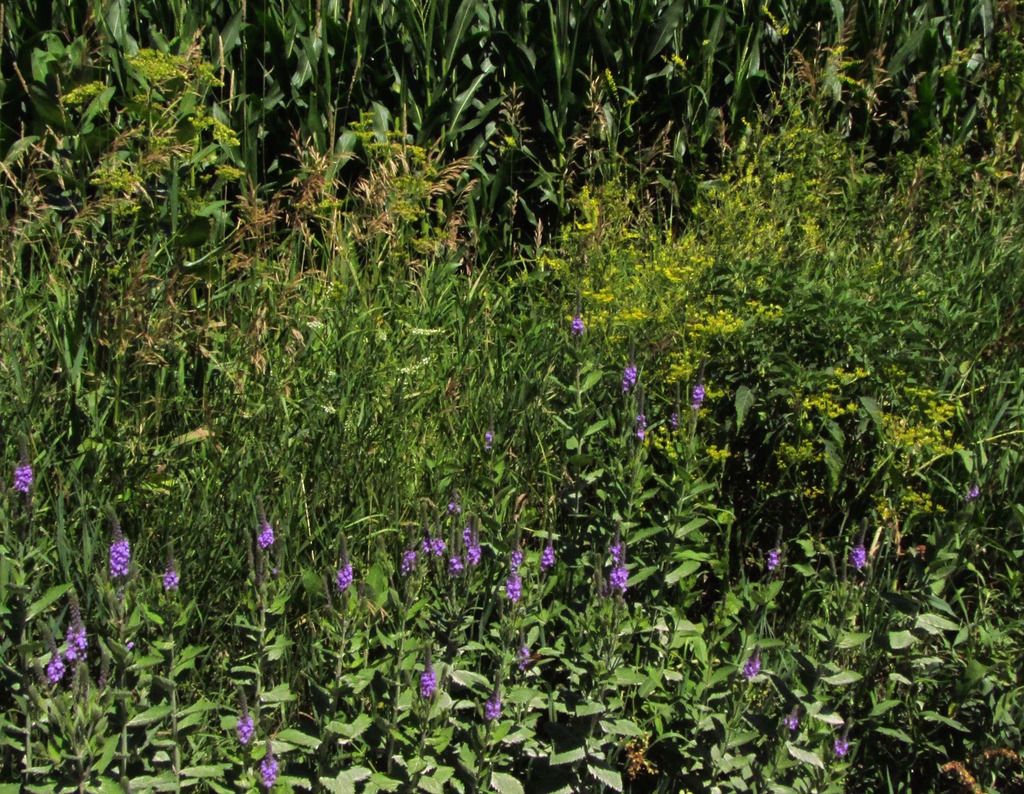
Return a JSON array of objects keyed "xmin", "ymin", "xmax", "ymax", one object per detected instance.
[
  {"xmin": 914, "ymin": 613, "xmax": 959, "ymax": 634},
  {"xmin": 490, "ymin": 772, "xmax": 524, "ymax": 794},
  {"xmin": 276, "ymin": 728, "xmax": 322, "ymax": 750},
  {"xmin": 126, "ymin": 704, "xmax": 172, "ymax": 727},
  {"xmin": 26, "ymin": 584, "xmax": 71, "ymax": 621},
  {"xmin": 588, "ymin": 764, "xmax": 623, "ymax": 791},
  {"xmin": 786, "ymin": 742, "xmax": 824, "ymax": 770},
  {"xmin": 735, "ymin": 385, "xmax": 755, "ymax": 428},
  {"xmin": 823, "ymin": 671, "xmax": 862, "ymax": 686}
]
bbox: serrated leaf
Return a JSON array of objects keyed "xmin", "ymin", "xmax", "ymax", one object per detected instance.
[
  {"xmin": 261, "ymin": 683, "xmax": 294, "ymax": 703},
  {"xmin": 126, "ymin": 704, "xmax": 172, "ymax": 727},
  {"xmin": 490, "ymin": 771, "xmax": 524, "ymax": 794},
  {"xmin": 277, "ymin": 728, "xmax": 322, "ymax": 750},
  {"xmin": 735, "ymin": 386, "xmax": 755, "ymax": 428},
  {"xmin": 588, "ymin": 764, "xmax": 623, "ymax": 791},
  {"xmin": 550, "ymin": 745, "xmax": 586, "ymax": 765},
  {"xmin": 328, "ymin": 713, "xmax": 373, "ymax": 741},
  {"xmin": 786, "ymin": 742, "xmax": 825, "ymax": 769}
]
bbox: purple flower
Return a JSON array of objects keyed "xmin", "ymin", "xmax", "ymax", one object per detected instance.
[
  {"xmin": 13, "ymin": 462, "xmax": 33, "ymax": 494},
  {"xmin": 260, "ymin": 745, "xmax": 279, "ymax": 789},
  {"xmin": 64, "ymin": 607, "xmax": 88, "ymax": 663},
  {"xmin": 669, "ymin": 411, "xmax": 679, "ymax": 430},
  {"xmin": 466, "ymin": 543, "xmax": 482, "ymax": 567},
  {"xmin": 430, "ymin": 537, "xmax": 446, "ymax": 557},
  {"xmin": 109, "ymin": 527, "xmax": 131, "ymax": 580},
  {"xmin": 336, "ymin": 562, "xmax": 354, "ymax": 593},
  {"xmin": 485, "ymin": 690, "xmax": 502, "ymax": 721},
  {"xmin": 609, "ymin": 542, "xmax": 623, "ymax": 565},
  {"xmin": 401, "ymin": 549, "xmax": 418, "ymax": 576},
  {"xmin": 505, "ymin": 573, "xmax": 522, "ymax": 603},
  {"xmin": 463, "ymin": 524, "xmax": 482, "ymax": 566},
  {"xmin": 571, "ymin": 314, "xmax": 585, "ymax": 336},
  {"xmin": 608, "ymin": 564, "xmax": 628, "ymax": 595},
  {"xmin": 784, "ymin": 709, "xmax": 800, "ymax": 732},
  {"xmin": 236, "ymin": 712, "xmax": 254, "ymax": 745},
  {"xmin": 766, "ymin": 548, "xmax": 781, "ymax": 571},
  {"xmin": 966, "ymin": 484, "xmax": 980, "ymax": 502},
  {"xmin": 622, "ymin": 363, "xmax": 638, "ymax": 394},
  {"xmin": 833, "ymin": 737, "xmax": 850, "ymax": 758},
  {"xmin": 448, "ymin": 499, "xmax": 461, "ymax": 516},
  {"xmin": 46, "ymin": 652, "xmax": 65, "ymax": 685},
  {"xmin": 517, "ymin": 644, "xmax": 531, "ymax": 671},
  {"xmin": 448, "ymin": 555, "xmax": 464, "ymax": 576},
  {"xmin": 163, "ymin": 564, "xmax": 180, "ymax": 592},
  {"xmin": 484, "ymin": 430, "xmax": 494, "ymax": 451},
  {"xmin": 635, "ymin": 413, "xmax": 647, "ymax": 440},
  {"xmin": 510, "ymin": 549, "xmax": 523, "ymax": 572},
  {"xmin": 257, "ymin": 520, "xmax": 275, "ymax": 550},
  {"xmin": 691, "ymin": 383, "xmax": 706, "ymax": 411},
  {"xmin": 850, "ymin": 544, "xmax": 867, "ymax": 571},
  {"xmin": 420, "ymin": 665, "xmax": 437, "ymax": 699},
  {"xmin": 541, "ymin": 543, "xmax": 556, "ymax": 572},
  {"xmin": 742, "ymin": 653, "xmax": 761, "ymax": 681}
]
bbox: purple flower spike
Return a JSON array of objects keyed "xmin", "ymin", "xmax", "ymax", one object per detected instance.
[
  {"xmin": 834, "ymin": 737, "xmax": 850, "ymax": 758},
  {"xmin": 608, "ymin": 564, "xmax": 628, "ymax": 595},
  {"xmin": 109, "ymin": 526, "xmax": 131, "ymax": 580},
  {"xmin": 420, "ymin": 665, "xmax": 437, "ymax": 699},
  {"xmin": 766, "ymin": 548, "xmax": 781, "ymax": 571},
  {"xmin": 505, "ymin": 573, "xmax": 522, "ymax": 603},
  {"xmin": 485, "ymin": 690, "xmax": 502, "ymax": 721},
  {"xmin": 669, "ymin": 411, "xmax": 679, "ymax": 430},
  {"xmin": 401, "ymin": 549, "xmax": 418, "ymax": 576},
  {"xmin": 236, "ymin": 712, "xmax": 254, "ymax": 745},
  {"xmin": 635, "ymin": 413, "xmax": 647, "ymax": 441},
  {"xmin": 850, "ymin": 544, "xmax": 867, "ymax": 571},
  {"xmin": 966, "ymin": 484, "xmax": 980, "ymax": 502},
  {"xmin": 691, "ymin": 383, "xmax": 706, "ymax": 411},
  {"xmin": 448, "ymin": 499, "xmax": 461, "ymax": 516},
  {"xmin": 448, "ymin": 555, "xmax": 464, "ymax": 576},
  {"xmin": 510, "ymin": 549, "xmax": 523, "ymax": 572},
  {"xmin": 609, "ymin": 542, "xmax": 624, "ymax": 565},
  {"xmin": 784, "ymin": 709, "xmax": 800, "ymax": 732},
  {"xmin": 466, "ymin": 543, "xmax": 482, "ymax": 567},
  {"xmin": 260, "ymin": 744, "xmax": 279, "ymax": 789},
  {"xmin": 64, "ymin": 604, "xmax": 88, "ymax": 663},
  {"xmin": 742, "ymin": 653, "xmax": 761, "ymax": 681},
  {"xmin": 484, "ymin": 430, "xmax": 494, "ymax": 451},
  {"xmin": 541, "ymin": 543, "xmax": 556, "ymax": 572},
  {"xmin": 430, "ymin": 537, "xmax": 446, "ymax": 557},
  {"xmin": 571, "ymin": 314, "xmax": 585, "ymax": 336},
  {"xmin": 336, "ymin": 562, "xmax": 354, "ymax": 593},
  {"xmin": 257, "ymin": 519, "xmax": 275, "ymax": 550},
  {"xmin": 163, "ymin": 564, "xmax": 180, "ymax": 592},
  {"xmin": 622, "ymin": 363, "xmax": 638, "ymax": 394},
  {"xmin": 517, "ymin": 644, "xmax": 531, "ymax": 671},
  {"xmin": 46, "ymin": 652, "xmax": 65, "ymax": 685},
  {"xmin": 13, "ymin": 462, "xmax": 33, "ymax": 494}
]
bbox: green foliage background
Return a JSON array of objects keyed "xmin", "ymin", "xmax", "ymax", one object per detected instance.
[{"xmin": 1, "ymin": 1, "xmax": 1023, "ymax": 792}]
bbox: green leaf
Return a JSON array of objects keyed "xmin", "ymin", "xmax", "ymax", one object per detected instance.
[
  {"xmin": 261, "ymin": 683, "xmax": 295, "ymax": 703},
  {"xmin": 823, "ymin": 671, "xmax": 863, "ymax": 686},
  {"xmin": 180, "ymin": 764, "xmax": 230, "ymax": 778},
  {"xmin": 735, "ymin": 385, "xmax": 755, "ymax": 428},
  {"xmin": 328, "ymin": 713, "xmax": 373, "ymax": 741},
  {"xmin": 549, "ymin": 744, "xmax": 586, "ymax": 766},
  {"xmin": 126, "ymin": 704, "xmax": 172, "ymax": 727},
  {"xmin": 588, "ymin": 764, "xmax": 623, "ymax": 791},
  {"xmin": 276, "ymin": 728, "xmax": 322, "ymax": 750},
  {"xmin": 888, "ymin": 630, "xmax": 917, "ymax": 649},
  {"xmin": 786, "ymin": 742, "xmax": 824, "ymax": 770},
  {"xmin": 26, "ymin": 584, "xmax": 72, "ymax": 621},
  {"xmin": 914, "ymin": 613, "xmax": 959, "ymax": 634},
  {"xmin": 320, "ymin": 767, "xmax": 371, "ymax": 794},
  {"xmin": 490, "ymin": 771, "xmax": 524, "ymax": 794}
]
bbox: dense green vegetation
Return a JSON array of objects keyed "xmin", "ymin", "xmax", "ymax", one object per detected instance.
[{"xmin": 1, "ymin": 1, "xmax": 1023, "ymax": 792}]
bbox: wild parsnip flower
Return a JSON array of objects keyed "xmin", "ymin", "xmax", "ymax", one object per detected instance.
[
  {"xmin": 635, "ymin": 413, "xmax": 647, "ymax": 440},
  {"xmin": 236, "ymin": 712, "xmax": 254, "ymax": 745},
  {"xmin": 541, "ymin": 543, "xmax": 556, "ymax": 572},
  {"xmin": 109, "ymin": 525, "xmax": 131, "ymax": 580},
  {"xmin": 336, "ymin": 561, "xmax": 354, "ymax": 593},
  {"xmin": 571, "ymin": 314, "xmax": 585, "ymax": 336},
  {"xmin": 420, "ymin": 664, "xmax": 437, "ymax": 699},
  {"xmin": 484, "ymin": 689, "xmax": 502, "ymax": 721},
  {"xmin": 766, "ymin": 548, "xmax": 781, "ymax": 571},
  {"xmin": 13, "ymin": 461, "xmax": 33, "ymax": 494},
  {"xmin": 742, "ymin": 653, "xmax": 761, "ymax": 680},
  {"xmin": 622, "ymin": 363, "xmax": 638, "ymax": 394},
  {"xmin": 257, "ymin": 519, "xmax": 275, "ymax": 550},
  {"xmin": 163, "ymin": 563, "xmax": 180, "ymax": 591},
  {"xmin": 833, "ymin": 737, "xmax": 850, "ymax": 758},
  {"xmin": 260, "ymin": 743, "xmax": 279, "ymax": 789},
  {"xmin": 850, "ymin": 544, "xmax": 867, "ymax": 571},
  {"xmin": 506, "ymin": 573, "xmax": 522, "ymax": 603},
  {"xmin": 401, "ymin": 549, "xmax": 418, "ymax": 575},
  {"xmin": 691, "ymin": 383, "xmax": 706, "ymax": 411}
]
